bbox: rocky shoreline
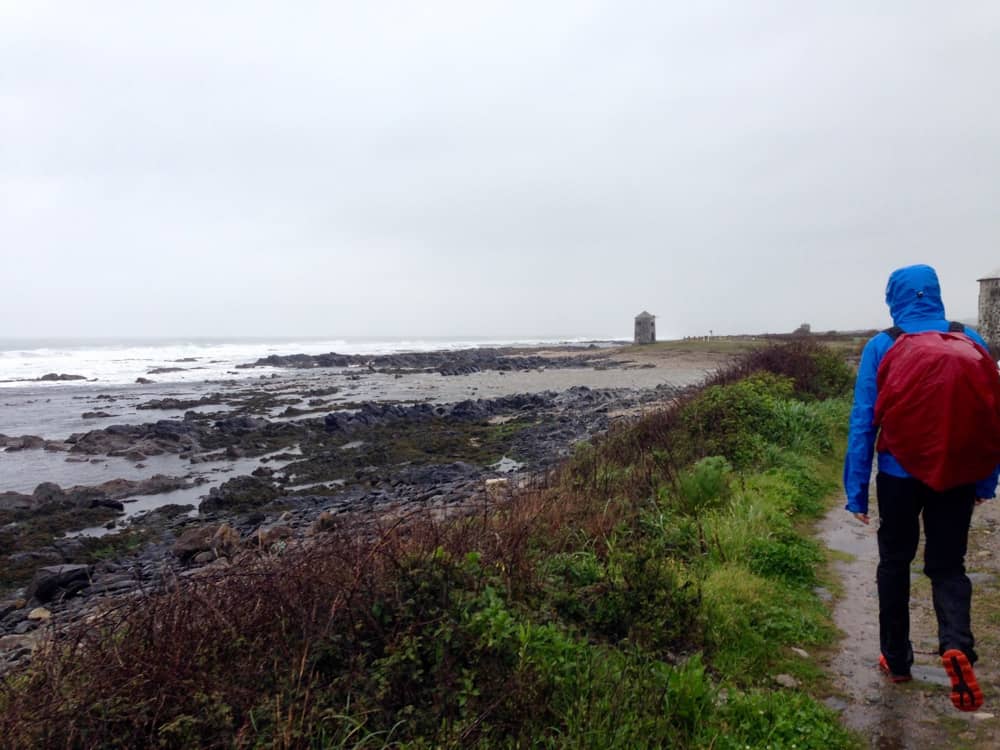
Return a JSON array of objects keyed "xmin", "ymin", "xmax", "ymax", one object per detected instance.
[{"xmin": 0, "ymin": 345, "xmax": 721, "ymax": 673}]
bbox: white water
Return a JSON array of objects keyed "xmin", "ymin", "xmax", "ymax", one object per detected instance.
[{"xmin": 0, "ymin": 336, "xmax": 609, "ymax": 388}]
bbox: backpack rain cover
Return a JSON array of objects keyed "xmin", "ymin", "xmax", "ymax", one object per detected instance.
[{"xmin": 875, "ymin": 330, "xmax": 1000, "ymax": 491}]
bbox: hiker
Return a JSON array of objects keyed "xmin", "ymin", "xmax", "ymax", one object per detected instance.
[{"xmin": 844, "ymin": 263, "xmax": 1000, "ymax": 712}]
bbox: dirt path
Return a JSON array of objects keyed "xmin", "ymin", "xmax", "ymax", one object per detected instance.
[{"xmin": 819, "ymin": 496, "xmax": 1000, "ymax": 748}]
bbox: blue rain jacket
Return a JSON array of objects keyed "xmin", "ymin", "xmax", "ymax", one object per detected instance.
[{"xmin": 843, "ymin": 264, "xmax": 1000, "ymax": 513}]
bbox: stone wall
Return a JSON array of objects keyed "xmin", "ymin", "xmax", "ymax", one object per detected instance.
[
  {"xmin": 979, "ymin": 278, "xmax": 1000, "ymax": 355},
  {"xmin": 634, "ymin": 318, "xmax": 656, "ymax": 345}
]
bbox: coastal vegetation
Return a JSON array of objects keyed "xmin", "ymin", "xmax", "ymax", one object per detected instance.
[{"xmin": 0, "ymin": 342, "xmax": 858, "ymax": 748}]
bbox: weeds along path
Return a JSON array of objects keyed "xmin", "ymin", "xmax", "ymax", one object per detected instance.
[{"xmin": 820, "ymin": 495, "xmax": 1000, "ymax": 748}]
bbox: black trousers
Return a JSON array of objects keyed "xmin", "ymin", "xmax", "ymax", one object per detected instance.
[{"xmin": 876, "ymin": 472, "xmax": 977, "ymax": 675}]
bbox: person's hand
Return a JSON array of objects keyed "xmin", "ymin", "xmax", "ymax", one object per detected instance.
[{"xmin": 853, "ymin": 512, "xmax": 870, "ymax": 525}]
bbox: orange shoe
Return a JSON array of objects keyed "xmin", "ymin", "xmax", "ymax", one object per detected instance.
[
  {"xmin": 878, "ymin": 654, "xmax": 912, "ymax": 683},
  {"xmin": 942, "ymin": 649, "xmax": 983, "ymax": 712}
]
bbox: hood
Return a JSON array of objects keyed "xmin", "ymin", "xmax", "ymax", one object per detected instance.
[{"xmin": 885, "ymin": 264, "xmax": 946, "ymax": 324}]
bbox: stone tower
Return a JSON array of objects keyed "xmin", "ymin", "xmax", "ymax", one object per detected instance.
[
  {"xmin": 979, "ymin": 268, "xmax": 1000, "ymax": 355},
  {"xmin": 634, "ymin": 311, "xmax": 656, "ymax": 345}
]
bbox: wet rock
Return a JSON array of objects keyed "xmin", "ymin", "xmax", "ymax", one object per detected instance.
[
  {"xmin": 173, "ymin": 525, "xmax": 219, "ymax": 560},
  {"xmin": 200, "ymin": 476, "xmax": 281, "ymax": 512},
  {"xmin": 137, "ymin": 395, "xmax": 221, "ymax": 411},
  {"xmin": 213, "ymin": 415, "xmax": 268, "ymax": 435},
  {"xmin": 64, "ymin": 486, "xmax": 111, "ymax": 509},
  {"xmin": 144, "ymin": 504, "xmax": 195, "ymax": 521},
  {"xmin": 44, "ymin": 441, "xmax": 72, "ymax": 452},
  {"xmin": 81, "ymin": 411, "xmax": 113, "ymax": 419},
  {"xmin": 27, "ymin": 607, "xmax": 51, "ymax": 622},
  {"xmin": 172, "ymin": 523, "xmax": 240, "ymax": 561},
  {"xmin": 0, "ymin": 491, "xmax": 34, "ymax": 510},
  {"xmin": 26, "ymin": 564, "xmax": 92, "ymax": 603},
  {"xmin": 310, "ymin": 511, "xmax": 338, "ymax": 534},
  {"xmin": 33, "ymin": 482, "xmax": 66, "ymax": 505},
  {"xmin": 9, "ymin": 550, "xmax": 64, "ymax": 566},
  {"xmin": 0, "ymin": 599, "xmax": 25, "ymax": 619},
  {"xmin": 2, "ymin": 434, "xmax": 45, "ymax": 451},
  {"xmin": 240, "ymin": 348, "xmax": 621, "ymax": 375},
  {"xmin": 52, "ymin": 537, "xmax": 86, "ymax": 560},
  {"xmin": 253, "ymin": 524, "xmax": 293, "ymax": 548},
  {"xmin": 38, "ymin": 373, "xmax": 87, "ymax": 381},
  {"xmin": 135, "ymin": 377, "xmax": 155, "ymax": 384}
]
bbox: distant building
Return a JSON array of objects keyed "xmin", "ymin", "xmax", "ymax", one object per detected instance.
[
  {"xmin": 978, "ymin": 267, "xmax": 1000, "ymax": 354},
  {"xmin": 634, "ymin": 311, "xmax": 656, "ymax": 345}
]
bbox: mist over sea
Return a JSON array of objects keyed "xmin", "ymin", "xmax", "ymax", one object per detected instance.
[{"xmin": 0, "ymin": 336, "xmax": 613, "ymax": 389}]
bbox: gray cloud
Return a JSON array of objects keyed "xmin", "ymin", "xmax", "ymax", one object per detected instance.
[{"xmin": 2, "ymin": 1, "xmax": 998, "ymax": 339}]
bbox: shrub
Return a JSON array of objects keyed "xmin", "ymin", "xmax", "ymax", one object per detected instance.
[
  {"xmin": 674, "ymin": 456, "xmax": 733, "ymax": 516},
  {"xmin": 737, "ymin": 341, "xmax": 854, "ymax": 401},
  {"xmin": 748, "ymin": 532, "xmax": 823, "ymax": 587},
  {"xmin": 680, "ymin": 373, "xmax": 792, "ymax": 467}
]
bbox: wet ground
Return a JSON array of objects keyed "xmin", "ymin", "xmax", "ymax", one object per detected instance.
[{"xmin": 820, "ymin": 494, "xmax": 1000, "ymax": 748}]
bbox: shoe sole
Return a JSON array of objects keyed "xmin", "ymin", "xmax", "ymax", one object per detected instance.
[
  {"xmin": 878, "ymin": 654, "xmax": 912, "ymax": 683},
  {"xmin": 942, "ymin": 649, "xmax": 983, "ymax": 712}
]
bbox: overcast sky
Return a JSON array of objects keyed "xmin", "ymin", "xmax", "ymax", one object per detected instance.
[{"xmin": 2, "ymin": 1, "xmax": 998, "ymax": 340}]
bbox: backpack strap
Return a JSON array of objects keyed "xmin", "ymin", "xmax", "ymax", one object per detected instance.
[{"xmin": 884, "ymin": 321, "xmax": 965, "ymax": 341}]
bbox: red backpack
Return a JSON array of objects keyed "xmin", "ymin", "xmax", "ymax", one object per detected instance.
[{"xmin": 874, "ymin": 322, "xmax": 1000, "ymax": 491}]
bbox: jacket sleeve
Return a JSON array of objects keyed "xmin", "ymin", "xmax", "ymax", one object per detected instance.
[
  {"xmin": 965, "ymin": 326, "xmax": 1000, "ymax": 499},
  {"xmin": 843, "ymin": 337, "xmax": 883, "ymax": 513},
  {"xmin": 976, "ymin": 467, "xmax": 1000, "ymax": 500}
]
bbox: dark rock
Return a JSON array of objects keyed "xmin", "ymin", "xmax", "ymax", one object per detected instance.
[
  {"xmin": 1, "ymin": 435, "xmax": 45, "ymax": 451},
  {"xmin": 38, "ymin": 373, "xmax": 87, "ymax": 382},
  {"xmin": 26, "ymin": 565, "xmax": 92, "ymax": 603},
  {"xmin": 200, "ymin": 476, "xmax": 280, "ymax": 511},
  {"xmin": 0, "ymin": 492, "xmax": 34, "ymax": 511},
  {"xmin": 213, "ymin": 416, "xmax": 267, "ymax": 435},
  {"xmin": 147, "ymin": 504, "xmax": 195, "ymax": 520},
  {"xmin": 0, "ymin": 599, "xmax": 24, "ymax": 620},
  {"xmin": 253, "ymin": 524, "xmax": 293, "ymax": 547},
  {"xmin": 137, "ymin": 395, "xmax": 221, "ymax": 411},
  {"xmin": 135, "ymin": 377, "xmax": 155, "ymax": 384},
  {"xmin": 81, "ymin": 411, "xmax": 113, "ymax": 419},
  {"xmin": 51, "ymin": 537, "xmax": 86, "ymax": 560},
  {"xmin": 172, "ymin": 524, "xmax": 240, "ymax": 560},
  {"xmin": 9, "ymin": 550, "xmax": 64, "ymax": 567},
  {"xmin": 33, "ymin": 482, "xmax": 65, "ymax": 505},
  {"xmin": 66, "ymin": 487, "xmax": 112, "ymax": 509}
]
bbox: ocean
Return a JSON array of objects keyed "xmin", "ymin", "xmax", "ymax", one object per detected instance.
[{"xmin": 0, "ymin": 336, "xmax": 608, "ymax": 389}]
